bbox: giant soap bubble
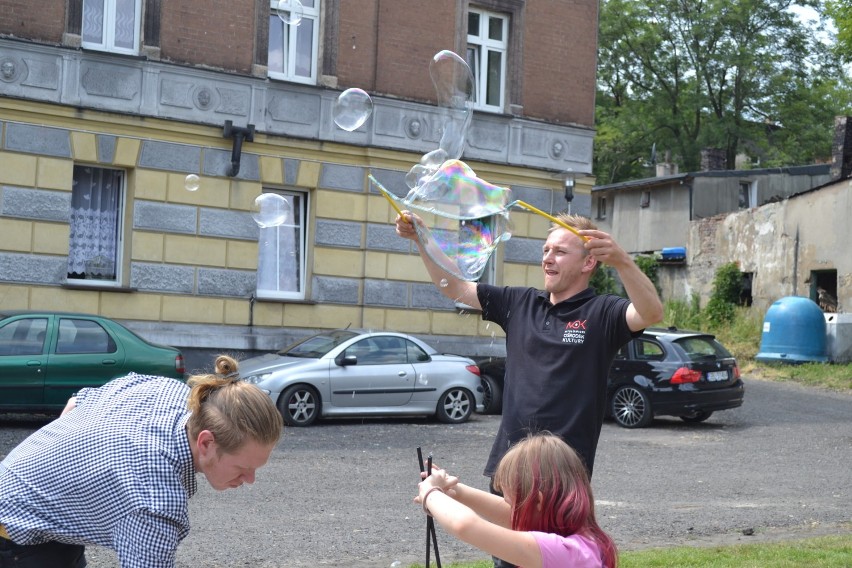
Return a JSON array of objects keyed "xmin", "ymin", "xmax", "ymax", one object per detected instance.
[
  {"xmin": 370, "ymin": 160, "xmax": 513, "ymax": 281},
  {"xmin": 429, "ymin": 50, "xmax": 475, "ymax": 161}
]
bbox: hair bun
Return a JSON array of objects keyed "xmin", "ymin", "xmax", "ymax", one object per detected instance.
[{"xmin": 213, "ymin": 355, "xmax": 239, "ymax": 378}]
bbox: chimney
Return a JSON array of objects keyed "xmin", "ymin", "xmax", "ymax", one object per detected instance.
[
  {"xmin": 655, "ymin": 150, "xmax": 678, "ymax": 176},
  {"xmin": 700, "ymin": 148, "xmax": 726, "ymax": 171},
  {"xmin": 830, "ymin": 116, "xmax": 852, "ymax": 180}
]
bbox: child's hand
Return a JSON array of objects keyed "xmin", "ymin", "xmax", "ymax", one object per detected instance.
[{"xmin": 416, "ymin": 467, "xmax": 459, "ymax": 504}]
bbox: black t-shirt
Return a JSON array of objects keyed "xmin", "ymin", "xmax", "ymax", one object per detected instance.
[{"xmin": 478, "ymin": 284, "xmax": 638, "ymax": 477}]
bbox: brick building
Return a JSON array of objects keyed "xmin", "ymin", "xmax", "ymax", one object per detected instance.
[{"xmin": 0, "ymin": 0, "xmax": 599, "ymax": 362}]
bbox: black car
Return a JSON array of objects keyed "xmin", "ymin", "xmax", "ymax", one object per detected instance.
[{"xmin": 474, "ymin": 327, "xmax": 745, "ymax": 428}]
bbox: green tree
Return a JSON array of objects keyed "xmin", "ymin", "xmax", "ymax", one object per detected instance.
[
  {"xmin": 705, "ymin": 262, "xmax": 744, "ymax": 327},
  {"xmin": 826, "ymin": 0, "xmax": 852, "ymax": 61},
  {"xmin": 595, "ymin": 0, "xmax": 852, "ymax": 184}
]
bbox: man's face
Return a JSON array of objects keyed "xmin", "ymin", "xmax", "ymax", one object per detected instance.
[
  {"xmin": 541, "ymin": 228, "xmax": 590, "ymax": 294},
  {"xmin": 198, "ymin": 436, "xmax": 275, "ymax": 491}
]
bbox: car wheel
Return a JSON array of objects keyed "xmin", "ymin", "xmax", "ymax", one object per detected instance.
[
  {"xmin": 480, "ymin": 373, "xmax": 503, "ymax": 415},
  {"xmin": 680, "ymin": 410, "xmax": 714, "ymax": 423},
  {"xmin": 611, "ymin": 386, "xmax": 653, "ymax": 428},
  {"xmin": 436, "ymin": 388, "xmax": 474, "ymax": 424},
  {"xmin": 277, "ymin": 384, "xmax": 320, "ymax": 427}
]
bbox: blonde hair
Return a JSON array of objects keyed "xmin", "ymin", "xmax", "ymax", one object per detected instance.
[
  {"xmin": 186, "ymin": 355, "xmax": 283, "ymax": 454},
  {"xmin": 548, "ymin": 213, "xmax": 598, "ymax": 234}
]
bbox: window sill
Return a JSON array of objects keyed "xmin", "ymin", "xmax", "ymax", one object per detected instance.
[
  {"xmin": 254, "ymin": 296, "xmax": 317, "ymax": 305},
  {"xmin": 62, "ymin": 283, "xmax": 137, "ymax": 293}
]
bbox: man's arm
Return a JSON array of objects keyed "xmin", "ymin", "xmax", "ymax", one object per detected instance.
[
  {"xmin": 580, "ymin": 229, "xmax": 664, "ymax": 331},
  {"xmin": 395, "ymin": 211, "xmax": 481, "ymax": 309}
]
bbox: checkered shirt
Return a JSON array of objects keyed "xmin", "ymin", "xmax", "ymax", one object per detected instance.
[{"xmin": 0, "ymin": 373, "xmax": 198, "ymax": 568}]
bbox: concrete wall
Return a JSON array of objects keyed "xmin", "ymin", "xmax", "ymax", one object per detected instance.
[
  {"xmin": 691, "ymin": 168, "xmax": 832, "ymax": 219},
  {"xmin": 684, "ymin": 181, "xmax": 850, "ymax": 360},
  {"xmin": 687, "ymin": 181, "xmax": 850, "ymax": 314}
]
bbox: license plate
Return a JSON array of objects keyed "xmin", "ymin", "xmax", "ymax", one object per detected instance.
[{"xmin": 707, "ymin": 370, "xmax": 728, "ymax": 382}]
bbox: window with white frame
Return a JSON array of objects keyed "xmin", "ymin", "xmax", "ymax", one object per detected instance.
[
  {"xmin": 256, "ymin": 190, "xmax": 309, "ymax": 300},
  {"xmin": 466, "ymin": 7, "xmax": 508, "ymax": 112},
  {"xmin": 268, "ymin": 0, "xmax": 320, "ymax": 84},
  {"xmin": 67, "ymin": 165, "xmax": 124, "ymax": 284},
  {"xmin": 81, "ymin": 0, "xmax": 142, "ymax": 55}
]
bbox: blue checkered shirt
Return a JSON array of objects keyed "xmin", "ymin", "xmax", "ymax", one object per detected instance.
[{"xmin": 0, "ymin": 373, "xmax": 197, "ymax": 568}]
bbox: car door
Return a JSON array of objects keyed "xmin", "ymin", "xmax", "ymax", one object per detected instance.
[
  {"xmin": 43, "ymin": 317, "xmax": 126, "ymax": 406},
  {"xmin": 329, "ymin": 336, "xmax": 416, "ymax": 408},
  {"xmin": 0, "ymin": 315, "xmax": 50, "ymax": 407},
  {"xmin": 608, "ymin": 338, "xmax": 665, "ymax": 390}
]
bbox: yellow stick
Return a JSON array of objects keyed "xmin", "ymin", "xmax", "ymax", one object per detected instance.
[
  {"xmin": 380, "ymin": 188, "xmax": 405, "ymax": 217},
  {"xmin": 514, "ymin": 200, "xmax": 589, "ymax": 242}
]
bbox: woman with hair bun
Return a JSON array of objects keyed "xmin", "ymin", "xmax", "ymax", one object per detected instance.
[{"xmin": 0, "ymin": 355, "xmax": 282, "ymax": 568}]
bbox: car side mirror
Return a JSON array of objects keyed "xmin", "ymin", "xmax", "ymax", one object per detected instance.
[{"xmin": 337, "ymin": 354, "xmax": 358, "ymax": 366}]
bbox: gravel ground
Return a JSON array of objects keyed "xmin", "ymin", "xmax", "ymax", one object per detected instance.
[{"xmin": 1, "ymin": 377, "xmax": 850, "ymax": 567}]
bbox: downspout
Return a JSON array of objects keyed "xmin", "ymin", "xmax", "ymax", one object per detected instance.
[{"xmin": 223, "ymin": 120, "xmax": 256, "ymax": 177}]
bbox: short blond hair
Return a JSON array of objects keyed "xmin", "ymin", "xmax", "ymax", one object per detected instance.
[{"xmin": 548, "ymin": 213, "xmax": 598, "ymax": 234}]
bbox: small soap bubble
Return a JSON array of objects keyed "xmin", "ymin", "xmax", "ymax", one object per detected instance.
[
  {"xmin": 184, "ymin": 174, "xmax": 200, "ymax": 192},
  {"xmin": 276, "ymin": 0, "xmax": 303, "ymax": 25},
  {"xmin": 333, "ymin": 88, "xmax": 374, "ymax": 131},
  {"xmin": 419, "ymin": 374, "xmax": 429, "ymax": 386},
  {"xmin": 390, "ymin": 562, "xmax": 402, "ymax": 568},
  {"xmin": 252, "ymin": 193, "xmax": 292, "ymax": 228},
  {"xmin": 439, "ymin": 278, "xmax": 449, "ymax": 288}
]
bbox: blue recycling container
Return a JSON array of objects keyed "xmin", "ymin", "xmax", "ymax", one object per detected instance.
[{"xmin": 756, "ymin": 296, "xmax": 827, "ymax": 363}]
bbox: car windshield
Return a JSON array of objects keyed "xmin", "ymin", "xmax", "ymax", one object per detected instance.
[
  {"xmin": 278, "ymin": 330, "xmax": 359, "ymax": 358},
  {"xmin": 674, "ymin": 336, "xmax": 732, "ymax": 361}
]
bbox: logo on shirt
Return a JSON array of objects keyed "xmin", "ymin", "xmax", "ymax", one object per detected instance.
[{"xmin": 562, "ymin": 320, "xmax": 587, "ymax": 344}]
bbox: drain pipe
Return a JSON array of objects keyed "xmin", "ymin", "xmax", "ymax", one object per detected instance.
[{"xmin": 223, "ymin": 120, "xmax": 255, "ymax": 177}]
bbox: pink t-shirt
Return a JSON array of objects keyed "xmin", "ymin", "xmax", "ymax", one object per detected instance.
[{"xmin": 531, "ymin": 532, "xmax": 604, "ymax": 568}]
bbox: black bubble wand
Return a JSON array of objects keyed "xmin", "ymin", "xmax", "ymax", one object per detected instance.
[{"xmin": 417, "ymin": 447, "xmax": 442, "ymax": 568}]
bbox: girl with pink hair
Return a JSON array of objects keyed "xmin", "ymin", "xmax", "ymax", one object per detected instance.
[{"xmin": 415, "ymin": 432, "xmax": 617, "ymax": 568}]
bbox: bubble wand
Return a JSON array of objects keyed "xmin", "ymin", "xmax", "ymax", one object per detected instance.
[
  {"xmin": 417, "ymin": 447, "xmax": 442, "ymax": 568},
  {"xmin": 378, "ymin": 184, "xmax": 586, "ymax": 239},
  {"xmin": 512, "ymin": 200, "xmax": 589, "ymax": 242}
]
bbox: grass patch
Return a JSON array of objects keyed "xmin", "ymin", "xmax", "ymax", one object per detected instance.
[
  {"xmin": 403, "ymin": 534, "xmax": 852, "ymax": 568},
  {"xmin": 619, "ymin": 534, "xmax": 852, "ymax": 567}
]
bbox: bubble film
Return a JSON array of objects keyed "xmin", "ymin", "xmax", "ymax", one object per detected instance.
[
  {"xmin": 333, "ymin": 88, "xmax": 373, "ymax": 131},
  {"xmin": 252, "ymin": 193, "xmax": 291, "ymax": 228},
  {"xmin": 369, "ymin": 160, "xmax": 514, "ymax": 281}
]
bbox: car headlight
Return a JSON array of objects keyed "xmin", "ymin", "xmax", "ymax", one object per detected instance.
[{"xmin": 242, "ymin": 373, "xmax": 272, "ymax": 385}]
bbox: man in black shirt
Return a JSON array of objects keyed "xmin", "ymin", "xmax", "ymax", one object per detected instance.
[{"xmin": 396, "ymin": 211, "xmax": 663, "ymax": 568}]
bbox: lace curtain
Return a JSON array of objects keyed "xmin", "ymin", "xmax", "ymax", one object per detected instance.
[{"xmin": 67, "ymin": 166, "xmax": 122, "ymax": 280}]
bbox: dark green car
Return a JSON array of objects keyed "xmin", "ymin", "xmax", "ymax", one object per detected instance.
[{"xmin": 0, "ymin": 311, "xmax": 185, "ymax": 413}]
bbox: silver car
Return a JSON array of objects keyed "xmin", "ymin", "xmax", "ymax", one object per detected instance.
[{"xmin": 239, "ymin": 329, "xmax": 484, "ymax": 426}]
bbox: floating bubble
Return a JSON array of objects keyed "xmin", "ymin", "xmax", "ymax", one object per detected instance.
[
  {"xmin": 418, "ymin": 374, "xmax": 428, "ymax": 386},
  {"xmin": 390, "ymin": 562, "xmax": 402, "ymax": 568},
  {"xmin": 439, "ymin": 278, "xmax": 449, "ymax": 288},
  {"xmin": 333, "ymin": 88, "xmax": 373, "ymax": 131},
  {"xmin": 421, "ymin": 148, "xmax": 449, "ymax": 170},
  {"xmin": 275, "ymin": 0, "xmax": 304, "ymax": 25},
  {"xmin": 184, "ymin": 174, "xmax": 200, "ymax": 192},
  {"xmin": 429, "ymin": 50, "xmax": 475, "ymax": 160},
  {"xmin": 252, "ymin": 193, "xmax": 291, "ymax": 228}
]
